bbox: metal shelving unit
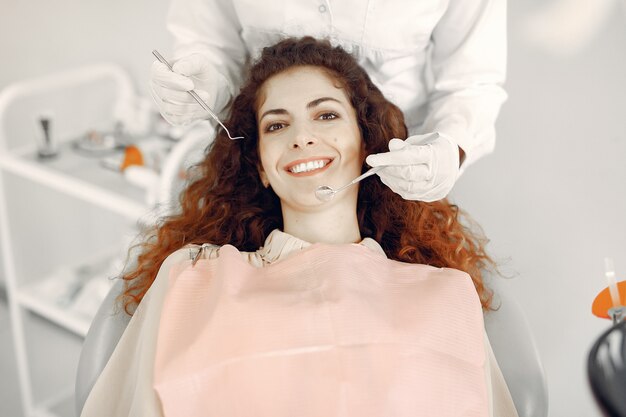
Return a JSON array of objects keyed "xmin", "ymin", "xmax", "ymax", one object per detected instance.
[
  {"xmin": 0, "ymin": 142, "xmax": 147, "ymax": 221},
  {"xmin": 0, "ymin": 64, "xmax": 148, "ymax": 417},
  {"xmin": 0, "ymin": 62, "xmax": 211, "ymax": 417}
]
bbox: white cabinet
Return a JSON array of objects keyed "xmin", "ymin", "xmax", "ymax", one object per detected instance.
[{"xmin": 0, "ymin": 64, "xmax": 152, "ymax": 417}]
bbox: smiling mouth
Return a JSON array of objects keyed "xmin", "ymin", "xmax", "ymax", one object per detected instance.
[{"xmin": 285, "ymin": 158, "xmax": 333, "ymax": 176}]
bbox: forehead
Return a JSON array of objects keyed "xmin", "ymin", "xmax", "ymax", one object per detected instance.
[{"xmin": 256, "ymin": 66, "xmax": 350, "ymax": 112}]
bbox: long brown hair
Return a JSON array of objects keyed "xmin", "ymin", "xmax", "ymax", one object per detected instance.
[{"xmin": 122, "ymin": 37, "xmax": 495, "ymax": 313}]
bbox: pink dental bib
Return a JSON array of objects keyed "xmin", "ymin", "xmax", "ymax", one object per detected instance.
[{"xmin": 154, "ymin": 243, "xmax": 488, "ymax": 416}]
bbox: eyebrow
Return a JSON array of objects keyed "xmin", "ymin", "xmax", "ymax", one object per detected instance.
[
  {"xmin": 259, "ymin": 97, "xmax": 342, "ymax": 122},
  {"xmin": 307, "ymin": 96, "xmax": 341, "ymax": 109}
]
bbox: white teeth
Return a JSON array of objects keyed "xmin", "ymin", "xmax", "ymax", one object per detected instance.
[{"xmin": 289, "ymin": 160, "xmax": 328, "ymax": 173}]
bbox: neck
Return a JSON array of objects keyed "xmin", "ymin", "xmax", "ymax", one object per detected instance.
[{"xmin": 281, "ymin": 197, "xmax": 361, "ymax": 245}]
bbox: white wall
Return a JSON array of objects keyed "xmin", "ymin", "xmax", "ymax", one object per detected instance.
[
  {"xmin": 0, "ymin": 0, "xmax": 172, "ymax": 92},
  {"xmin": 1, "ymin": 1, "xmax": 625, "ymax": 416},
  {"xmin": 451, "ymin": 2, "xmax": 626, "ymax": 416}
]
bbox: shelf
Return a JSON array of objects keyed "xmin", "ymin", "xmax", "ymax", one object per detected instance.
[
  {"xmin": 0, "ymin": 141, "xmax": 149, "ymax": 221},
  {"xmin": 14, "ymin": 247, "xmax": 121, "ymax": 338},
  {"xmin": 16, "ymin": 286, "xmax": 91, "ymax": 338}
]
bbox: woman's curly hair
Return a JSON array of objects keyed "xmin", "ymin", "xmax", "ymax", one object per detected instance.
[{"xmin": 122, "ymin": 37, "xmax": 495, "ymax": 313}]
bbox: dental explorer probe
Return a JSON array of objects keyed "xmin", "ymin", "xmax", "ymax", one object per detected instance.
[
  {"xmin": 315, "ymin": 166, "xmax": 383, "ymax": 202},
  {"xmin": 151, "ymin": 50, "xmax": 244, "ymax": 140}
]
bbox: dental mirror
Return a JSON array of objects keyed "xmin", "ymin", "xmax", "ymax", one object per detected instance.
[{"xmin": 315, "ymin": 166, "xmax": 382, "ymax": 201}]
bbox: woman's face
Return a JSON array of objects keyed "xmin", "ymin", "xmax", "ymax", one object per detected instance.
[{"xmin": 256, "ymin": 66, "xmax": 363, "ymax": 210}]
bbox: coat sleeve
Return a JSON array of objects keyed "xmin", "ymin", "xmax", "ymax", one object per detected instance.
[
  {"xmin": 421, "ymin": 0, "xmax": 508, "ymax": 174},
  {"xmin": 166, "ymin": 0, "xmax": 248, "ymax": 114}
]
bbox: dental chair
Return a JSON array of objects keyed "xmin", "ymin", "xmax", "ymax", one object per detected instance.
[
  {"xmin": 482, "ymin": 278, "xmax": 549, "ymax": 416},
  {"xmin": 75, "ymin": 275, "xmax": 549, "ymax": 416}
]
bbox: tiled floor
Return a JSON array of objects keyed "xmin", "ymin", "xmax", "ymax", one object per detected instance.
[{"xmin": 0, "ymin": 292, "xmax": 82, "ymax": 417}]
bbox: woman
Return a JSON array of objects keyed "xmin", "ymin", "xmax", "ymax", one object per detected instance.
[
  {"xmin": 151, "ymin": 0, "xmax": 508, "ymax": 202},
  {"xmin": 82, "ymin": 37, "xmax": 517, "ymax": 417}
]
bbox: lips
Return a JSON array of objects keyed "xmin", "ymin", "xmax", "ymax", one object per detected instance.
[{"xmin": 284, "ymin": 157, "xmax": 334, "ymax": 177}]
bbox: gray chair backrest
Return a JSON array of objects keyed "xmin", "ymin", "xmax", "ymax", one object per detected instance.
[
  {"xmin": 76, "ymin": 277, "xmax": 549, "ymax": 416},
  {"xmin": 483, "ymin": 279, "xmax": 549, "ymax": 417},
  {"xmin": 75, "ymin": 279, "xmax": 130, "ymax": 414}
]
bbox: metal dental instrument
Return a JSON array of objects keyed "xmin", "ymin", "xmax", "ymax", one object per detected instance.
[
  {"xmin": 315, "ymin": 166, "xmax": 383, "ymax": 202},
  {"xmin": 152, "ymin": 50, "xmax": 244, "ymax": 140}
]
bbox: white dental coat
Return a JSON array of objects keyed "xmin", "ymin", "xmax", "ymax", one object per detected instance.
[{"xmin": 166, "ymin": 0, "xmax": 507, "ymax": 172}]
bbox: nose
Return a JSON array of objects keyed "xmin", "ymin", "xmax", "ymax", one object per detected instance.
[{"xmin": 289, "ymin": 125, "xmax": 318, "ymax": 149}]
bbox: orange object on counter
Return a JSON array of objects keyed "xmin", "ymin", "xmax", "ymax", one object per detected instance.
[
  {"xmin": 120, "ymin": 145, "xmax": 144, "ymax": 171},
  {"xmin": 592, "ymin": 280, "xmax": 626, "ymax": 319}
]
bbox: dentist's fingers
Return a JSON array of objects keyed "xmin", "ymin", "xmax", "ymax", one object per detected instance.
[
  {"xmin": 150, "ymin": 86, "xmax": 210, "ymax": 125},
  {"xmin": 151, "ymin": 61, "xmax": 194, "ymax": 91},
  {"xmin": 365, "ymin": 144, "xmax": 433, "ymax": 167},
  {"xmin": 378, "ymin": 175, "xmax": 444, "ymax": 201},
  {"xmin": 150, "ymin": 53, "xmax": 220, "ymax": 127},
  {"xmin": 377, "ymin": 164, "xmax": 433, "ymax": 184},
  {"xmin": 171, "ymin": 53, "xmax": 212, "ymax": 77},
  {"xmin": 388, "ymin": 138, "xmax": 407, "ymax": 151},
  {"xmin": 404, "ymin": 132, "xmax": 441, "ymax": 146},
  {"xmin": 150, "ymin": 84, "xmax": 210, "ymax": 106},
  {"xmin": 151, "ymin": 86, "xmax": 210, "ymax": 113}
]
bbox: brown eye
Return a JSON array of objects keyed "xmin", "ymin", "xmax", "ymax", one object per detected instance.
[
  {"xmin": 266, "ymin": 122, "xmax": 286, "ymax": 132},
  {"xmin": 319, "ymin": 112, "xmax": 338, "ymax": 120}
]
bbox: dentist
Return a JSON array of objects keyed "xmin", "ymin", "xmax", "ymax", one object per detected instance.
[{"xmin": 150, "ymin": 0, "xmax": 507, "ymax": 202}]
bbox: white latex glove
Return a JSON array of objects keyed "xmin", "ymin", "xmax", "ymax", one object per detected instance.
[
  {"xmin": 149, "ymin": 53, "xmax": 230, "ymax": 126},
  {"xmin": 365, "ymin": 132, "xmax": 460, "ymax": 202}
]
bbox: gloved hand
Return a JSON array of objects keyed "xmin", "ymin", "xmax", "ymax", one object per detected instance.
[
  {"xmin": 365, "ymin": 132, "xmax": 460, "ymax": 202},
  {"xmin": 149, "ymin": 53, "xmax": 230, "ymax": 126}
]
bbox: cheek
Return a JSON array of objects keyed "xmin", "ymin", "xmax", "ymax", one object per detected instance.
[
  {"xmin": 342, "ymin": 141, "xmax": 364, "ymax": 174},
  {"xmin": 346, "ymin": 132, "xmax": 363, "ymax": 157},
  {"xmin": 258, "ymin": 142, "xmax": 279, "ymax": 175},
  {"xmin": 257, "ymin": 141, "xmax": 268, "ymax": 171},
  {"xmin": 349, "ymin": 137, "xmax": 366, "ymax": 168}
]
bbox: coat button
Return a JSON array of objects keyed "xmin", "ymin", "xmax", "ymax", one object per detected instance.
[{"xmin": 318, "ymin": 4, "xmax": 327, "ymax": 13}]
